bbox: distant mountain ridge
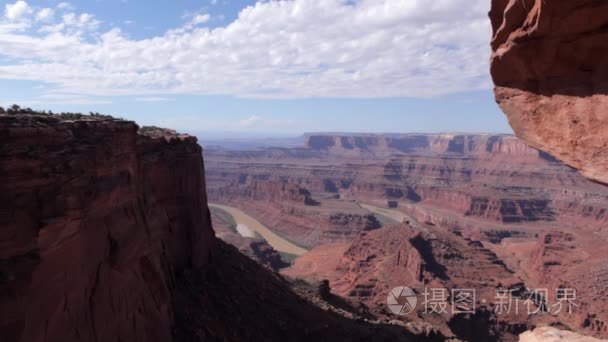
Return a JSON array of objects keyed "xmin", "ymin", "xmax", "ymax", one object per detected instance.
[{"xmin": 303, "ymin": 133, "xmax": 553, "ymax": 160}]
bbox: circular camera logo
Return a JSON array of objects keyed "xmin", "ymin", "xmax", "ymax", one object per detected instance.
[{"xmin": 387, "ymin": 286, "xmax": 417, "ymax": 315}]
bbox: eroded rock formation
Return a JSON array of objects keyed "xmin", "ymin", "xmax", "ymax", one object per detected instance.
[
  {"xmin": 0, "ymin": 117, "xmax": 214, "ymax": 342},
  {"xmin": 490, "ymin": 0, "xmax": 608, "ymax": 184},
  {"xmin": 327, "ymin": 222, "xmax": 531, "ymax": 341}
]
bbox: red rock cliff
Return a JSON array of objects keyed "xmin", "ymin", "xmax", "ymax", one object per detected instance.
[
  {"xmin": 490, "ymin": 0, "xmax": 608, "ymax": 184},
  {"xmin": 0, "ymin": 116, "xmax": 214, "ymax": 342}
]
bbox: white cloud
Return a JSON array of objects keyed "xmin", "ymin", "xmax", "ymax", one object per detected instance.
[
  {"xmin": 239, "ymin": 115, "xmax": 263, "ymax": 128},
  {"xmin": 62, "ymin": 12, "xmax": 97, "ymax": 27},
  {"xmin": 154, "ymin": 114, "xmax": 295, "ymax": 132},
  {"xmin": 57, "ymin": 2, "xmax": 74, "ymax": 11},
  {"xmin": 0, "ymin": 0, "xmax": 492, "ymax": 100},
  {"xmin": 191, "ymin": 13, "xmax": 210, "ymax": 25},
  {"xmin": 5, "ymin": 1, "xmax": 31, "ymax": 20},
  {"xmin": 2, "ymin": 93, "xmax": 111, "ymax": 106},
  {"xmin": 35, "ymin": 8, "xmax": 54, "ymax": 22},
  {"xmin": 37, "ymin": 93, "xmax": 111, "ymax": 104},
  {"xmin": 135, "ymin": 96, "xmax": 172, "ymax": 102},
  {"xmin": 177, "ymin": 10, "xmax": 211, "ymax": 32}
]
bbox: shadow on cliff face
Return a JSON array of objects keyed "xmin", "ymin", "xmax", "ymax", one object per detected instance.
[
  {"xmin": 172, "ymin": 239, "xmax": 446, "ymax": 342},
  {"xmin": 409, "ymin": 235, "xmax": 449, "ymax": 281},
  {"xmin": 448, "ymin": 310, "xmax": 495, "ymax": 342},
  {"xmin": 448, "ymin": 309, "xmax": 530, "ymax": 342}
]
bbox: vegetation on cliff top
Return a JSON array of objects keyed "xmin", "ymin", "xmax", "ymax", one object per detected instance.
[
  {"xmin": 138, "ymin": 126, "xmax": 180, "ymax": 138},
  {"xmin": 0, "ymin": 104, "xmax": 117, "ymax": 121}
]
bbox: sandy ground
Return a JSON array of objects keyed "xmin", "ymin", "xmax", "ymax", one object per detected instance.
[{"xmin": 209, "ymin": 203, "xmax": 309, "ymax": 256}]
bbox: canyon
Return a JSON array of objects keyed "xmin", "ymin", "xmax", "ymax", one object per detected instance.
[
  {"xmin": 1, "ymin": 0, "xmax": 607, "ymax": 341},
  {"xmin": 3, "ymin": 115, "xmax": 605, "ymax": 342},
  {"xmin": 205, "ymin": 133, "xmax": 608, "ymax": 248},
  {"xmin": 205, "ymin": 132, "xmax": 608, "ymax": 340}
]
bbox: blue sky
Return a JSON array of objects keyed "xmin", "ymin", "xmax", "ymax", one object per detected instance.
[{"xmin": 0, "ymin": 0, "xmax": 512, "ymax": 136}]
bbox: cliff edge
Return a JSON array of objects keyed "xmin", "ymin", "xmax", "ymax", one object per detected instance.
[{"xmin": 0, "ymin": 115, "xmax": 215, "ymax": 341}]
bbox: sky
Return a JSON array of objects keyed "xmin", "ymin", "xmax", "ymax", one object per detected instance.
[{"xmin": 0, "ymin": 0, "xmax": 512, "ymax": 137}]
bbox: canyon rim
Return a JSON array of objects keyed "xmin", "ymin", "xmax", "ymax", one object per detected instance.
[{"xmin": 1, "ymin": 0, "xmax": 608, "ymax": 341}]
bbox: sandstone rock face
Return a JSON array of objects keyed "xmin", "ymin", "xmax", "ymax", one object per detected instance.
[
  {"xmin": 331, "ymin": 222, "xmax": 530, "ymax": 341},
  {"xmin": 0, "ymin": 116, "xmax": 214, "ymax": 342},
  {"xmin": 281, "ymin": 243, "xmax": 351, "ymax": 283},
  {"xmin": 490, "ymin": 0, "xmax": 608, "ymax": 184},
  {"xmin": 211, "ymin": 179, "xmax": 317, "ymax": 205},
  {"xmin": 525, "ymin": 230, "xmax": 608, "ymax": 337}
]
